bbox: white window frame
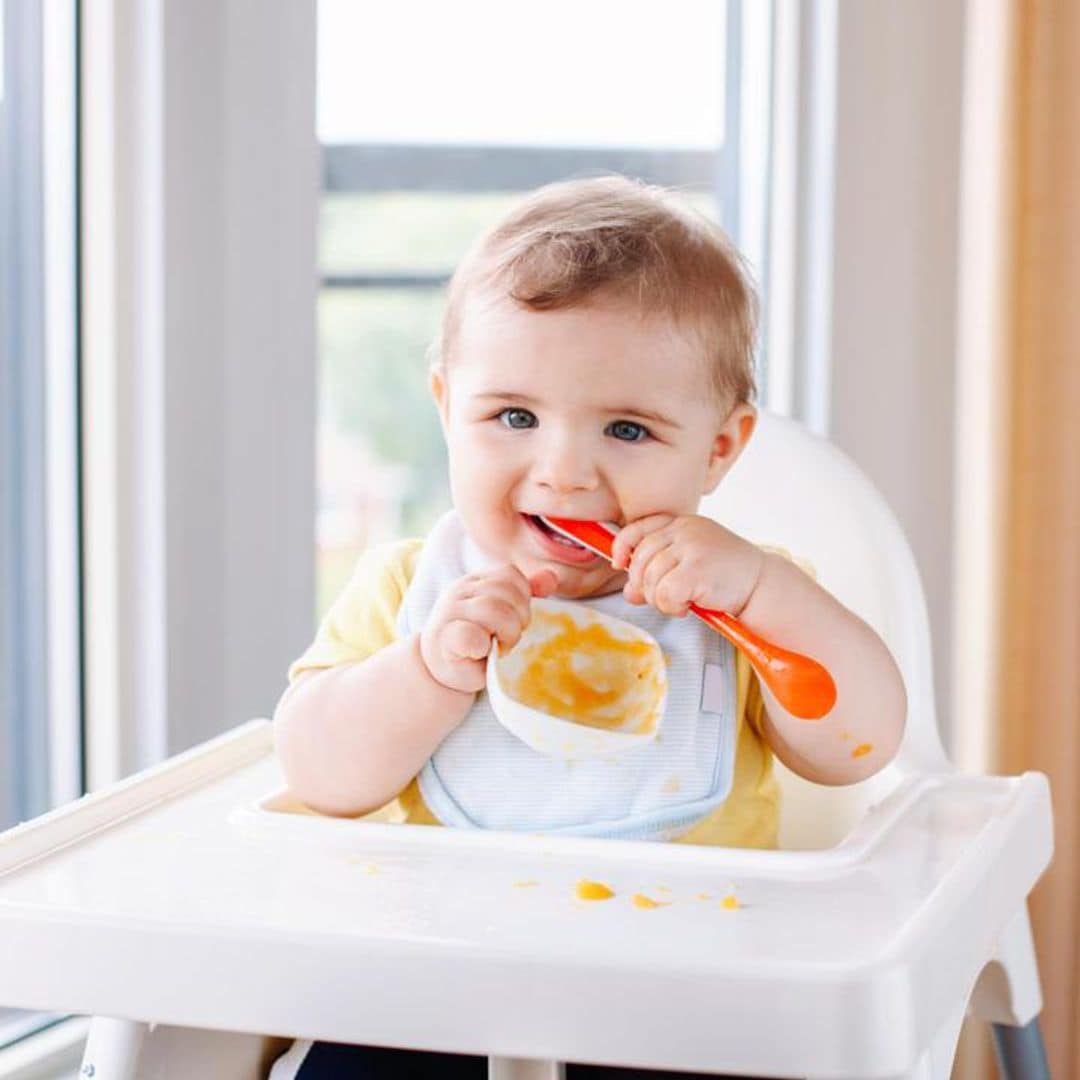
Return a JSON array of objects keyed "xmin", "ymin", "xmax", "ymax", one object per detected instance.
[
  {"xmin": 1, "ymin": 0, "xmax": 82, "ymax": 1062},
  {"xmin": 1, "ymin": 0, "xmax": 81, "ymax": 833},
  {"xmin": 42, "ymin": 0, "xmax": 82, "ymax": 811},
  {"xmin": 724, "ymin": 0, "xmax": 838, "ymax": 432},
  {"xmin": 80, "ymin": 0, "xmax": 317, "ymax": 788}
]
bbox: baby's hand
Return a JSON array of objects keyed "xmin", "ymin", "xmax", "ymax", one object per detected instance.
[
  {"xmin": 419, "ymin": 565, "xmax": 558, "ymax": 693},
  {"xmin": 612, "ymin": 514, "xmax": 764, "ymax": 618}
]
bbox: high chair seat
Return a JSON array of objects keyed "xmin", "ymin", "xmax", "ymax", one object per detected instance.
[{"xmin": 0, "ymin": 412, "xmax": 1053, "ymax": 1079}]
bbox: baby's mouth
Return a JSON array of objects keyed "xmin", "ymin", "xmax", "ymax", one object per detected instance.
[{"xmin": 525, "ymin": 514, "xmax": 589, "ymax": 550}]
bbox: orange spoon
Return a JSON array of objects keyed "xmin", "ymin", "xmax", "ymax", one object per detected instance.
[{"xmin": 541, "ymin": 517, "xmax": 837, "ymax": 720}]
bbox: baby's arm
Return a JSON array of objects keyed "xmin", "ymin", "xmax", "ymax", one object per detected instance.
[
  {"xmin": 274, "ymin": 564, "xmax": 556, "ymax": 816},
  {"xmin": 613, "ymin": 515, "xmax": 906, "ymax": 785},
  {"xmin": 733, "ymin": 550, "xmax": 906, "ymax": 783},
  {"xmin": 274, "ymin": 636, "xmax": 471, "ymax": 817}
]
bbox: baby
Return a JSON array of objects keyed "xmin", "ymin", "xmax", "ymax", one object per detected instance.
[{"xmin": 270, "ymin": 176, "xmax": 906, "ymax": 1079}]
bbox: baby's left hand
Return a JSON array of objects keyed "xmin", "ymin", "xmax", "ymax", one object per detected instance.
[{"xmin": 612, "ymin": 514, "xmax": 765, "ymax": 618}]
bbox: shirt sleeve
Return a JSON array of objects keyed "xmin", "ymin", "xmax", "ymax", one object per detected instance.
[{"xmin": 287, "ymin": 539, "xmax": 424, "ymax": 684}]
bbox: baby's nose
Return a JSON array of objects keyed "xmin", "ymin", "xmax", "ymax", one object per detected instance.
[{"xmin": 535, "ymin": 435, "xmax": 600, "ymax": 493}]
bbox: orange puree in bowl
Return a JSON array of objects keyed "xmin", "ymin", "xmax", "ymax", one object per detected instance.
[{"xmin": 505, "ymin": 611, "xmax": 664, "ymax": 733}]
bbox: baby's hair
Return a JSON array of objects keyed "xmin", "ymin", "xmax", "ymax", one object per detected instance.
[{"xmin": 430, "ymin": 174, "xmax": 759, "ymax": 405}]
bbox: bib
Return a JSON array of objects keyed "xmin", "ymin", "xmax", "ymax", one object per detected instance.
[{"xmin": 398, "ymin": 512, "xmax": 738, "ymax": 841}]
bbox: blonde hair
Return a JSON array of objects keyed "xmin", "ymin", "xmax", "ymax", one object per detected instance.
[{"xmin": 432, "ymin": 174, "xmax": 758, "ymax": 404}]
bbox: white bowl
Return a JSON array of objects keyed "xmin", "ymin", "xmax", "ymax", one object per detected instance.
[{"xmin": 486, "ymin": 598, "xmax": 667, "ymax": 759}]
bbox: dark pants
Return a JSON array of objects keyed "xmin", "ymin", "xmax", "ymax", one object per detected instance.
[{"xmin": 291, "ymin": 1043, "xmax": 742, "ymax": 1079}]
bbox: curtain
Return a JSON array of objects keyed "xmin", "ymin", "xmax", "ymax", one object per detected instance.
[
  {"xmin": 996, "ymin": 0, "xmax": 1080, "ymax": 1072},
  {"xmin": 954, "ymin": 0, "xmax": 1080, "ymax": 1071},
  {"xmin": 958, "ymin": 0, "xmax": 1080, "ymax": 1075}
]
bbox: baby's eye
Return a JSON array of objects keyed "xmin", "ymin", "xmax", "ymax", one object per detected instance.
[
  {"xmin": 498, "ymin": 407, "xmax": 538, "ymax": 430},
  {"xmin": 606, "ymin": 419, "xmax": 650, "ymax": 443}
]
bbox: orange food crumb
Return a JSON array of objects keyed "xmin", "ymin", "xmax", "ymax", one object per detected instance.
[
  {"xmin": 576, "ymin": 879, "xmax": 615, "ymax": 901},
  {"xmin": 514, "ymin": 880, "xmax": 540, "ymax": 888},
  {"xmin": 695, "ymin": 892, "xmax": 712, "ymax": 901},
  {"xmin": 506, "ymin": 612, "xmax": 664, "ymax": 732},
  {"xmin": 720, "ymin": 892, "xmax": 740, "ymax": 910},
  {"xmin": 346, "ymin": 857, "xmax": 381, "ymax": 874},
  {"xmin": 631, "ymin": 893, "xmax": 670, "ymax": 909},
  {"xmin": 852, "ymin": 743, "xmax": 873, "ymax": 758}
]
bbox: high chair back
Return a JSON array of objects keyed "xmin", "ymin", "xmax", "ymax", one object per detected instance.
[{"xmin": 699, "ymin": 410, "xmax": 950, "ymax": 850}]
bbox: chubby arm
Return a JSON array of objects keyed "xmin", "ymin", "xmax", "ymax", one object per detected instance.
[
  {"xmin": 735, "ymin": 550, "xmax": 906, "ymax": 783},
  {"xmin": 274, "ymin": 564, "xmax": 557, "ymax": 816},
  {"xmin": 273, "ymin": 636, "xmax": 472, "ymax": 817},
  {"xmin": 613, "ymin": 515, "xmax": 906, "ymax": 785}
]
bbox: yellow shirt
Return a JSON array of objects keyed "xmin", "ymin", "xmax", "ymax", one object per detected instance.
[{"xmin": 290, "ymin": 540, "xmax": 780, "ymax": 849}]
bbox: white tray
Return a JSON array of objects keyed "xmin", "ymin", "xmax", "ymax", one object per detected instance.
[{"xmin": 0, "ymin": 720, "xmax": 1052, "ymax": 1078}]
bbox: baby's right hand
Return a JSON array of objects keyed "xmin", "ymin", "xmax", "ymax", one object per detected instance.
[{"xmin": 419, "ymin": 565, "xmax": 558, "ymax": 693}]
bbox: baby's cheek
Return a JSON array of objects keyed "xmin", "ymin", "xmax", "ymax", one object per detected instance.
[
  {"xmin": 614, "ymin": 465, "xmax": 702, "ymax": 523},
  {"xmin": 450, "ymin": 441, "xmax": 507, "ymax": 501}
]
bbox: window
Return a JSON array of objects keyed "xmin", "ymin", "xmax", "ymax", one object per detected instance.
[
  {"xmin": 316, "ymin": 0, "xmax": 744, "ymax": 616},
  {"xmin": 0, "ymin": 0, "xmax": 81, "ymax": 1048}
]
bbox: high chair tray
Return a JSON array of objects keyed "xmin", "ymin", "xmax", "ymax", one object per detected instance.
[{"xmin": 0, "ymin": 720, "xmax": 1052, "ymax": 1078}]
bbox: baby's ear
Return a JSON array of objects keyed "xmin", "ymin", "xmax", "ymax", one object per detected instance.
[
  {"xmin": 429, "ymin": 364, "xmax": 450, "ymax": 429},
  {"xmin": 703, "ymin": 403, "xmax": 756, "ymax": 493}
]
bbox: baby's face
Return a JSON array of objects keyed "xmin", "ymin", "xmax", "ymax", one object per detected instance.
[{"xmin": 432, "ymin": 295, "xmax": 753, "ymax": 599}]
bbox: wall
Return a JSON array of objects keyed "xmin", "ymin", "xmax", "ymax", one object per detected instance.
[{"xmin": 827, "ymin": 0, "xmax": 966, "ymax": 740}]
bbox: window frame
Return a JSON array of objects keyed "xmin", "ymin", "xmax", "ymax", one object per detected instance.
[
  {"xmin": 0, "ymin": 0, "xmax": 82, "ymax": 830},
  {"xmin": 320, "ymin": 145, "xmax": 725, "ymax": 294},
  {"xmin": 79, "ymin": 0, "xmax": 317, "ymax": 787},
  {"xmin": 0, "ymin": 0, "xmax": 83, "ymax": 1055}
]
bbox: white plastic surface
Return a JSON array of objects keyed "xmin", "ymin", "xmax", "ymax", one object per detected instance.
[
  {"xmin": 0, "ymin": 412, "xmax": 1054, "ymax": 1078},
  {"xmin": 0, "ymin": 720, "xmax": 1052, "ymax": 1078}
]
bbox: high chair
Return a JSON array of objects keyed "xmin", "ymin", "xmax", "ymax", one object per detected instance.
[{"xmin": 0, "ymin": 412, "xmax": 1052, "ymax": 1079}]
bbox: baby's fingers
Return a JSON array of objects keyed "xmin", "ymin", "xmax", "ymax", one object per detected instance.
[
  {"xmin": 464, "ymin": 576, "xmax": 531, "ymax": 627},
  {"xmin": 460, "ymin": 596, "xmax": 529, "ymax": 654},
  {"xmin": 624, "ymin": 531, "xmax": 674, "ymax": 597},
  {"xmin": 611, "ymin": 514, "xmax": 674, "ymax": 570},
  {"xmin": 651, "ymin": 564, "xmax": 695, "ymax": 617},
  {"xmin": 641, "ymin": 549, "xmax": 686, "ymax": 614},
  {"xmin": 443, "ymin": 619, "xmax": 493, "ymax": 662},
  {"xmin": 529, "ymin": 568, "xmax": 559, "ymax": 597}
]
